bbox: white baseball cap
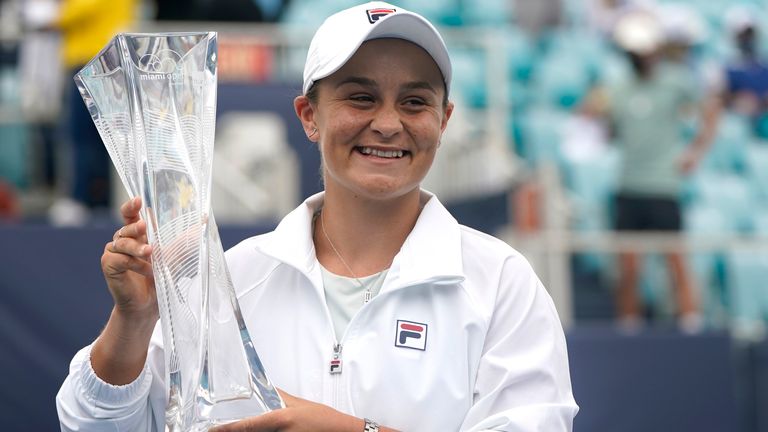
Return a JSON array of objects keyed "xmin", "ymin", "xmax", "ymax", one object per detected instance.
[
  {"xmin": 725, "ymin": 5, "xmax": 758, "ymax": 35},
  {"xmin": 613, "ymin": 9, "xmax": 663, "ymax": 55},
  {"xmin": 302, "ymin": 1, "xmax": 452, "ymax": 95}
]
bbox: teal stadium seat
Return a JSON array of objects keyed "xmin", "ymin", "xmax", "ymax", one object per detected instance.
[
  {"xmin": 685, "ymin": 172, "xmax": 754, "ymax": 232},
  {"xmin": 281, "ymin": 0, "xmax": 339, "ymax": 26},
  {"xmin": 541, "ymin": 29, "xmax": 607, "ymax": 79},
  {"xmin": 516, "ymin": 105, "xmax": 568, "ymax": 164},
  {"xmin": 503, "ymin": 28, "xmax": 536, "ymax": 109},
  {"xmin": 563, "ymin": 147, "xmax": 620, "ymax": 276},
  {"xmin": 449, "ymin": 47, "xmax": 487, "ymax": 108},
  {"xmin": 563, "ymin": 146, "xmax": 620, "ymax": 232},
  {"xmin": 745, "ymin": 143, "xmax": 768, "ymax": 202},
  {"xmin": 0, "ymin": 124, "xmax": 29, "ymax": 189},
  {"xmin": 699, "ymin": 112, "xmax": 750, "ymax": 173},
  {"xmin": 397, "ymin": 0, "xmax": 463, "ymax": 26},
  {"xmin": 532, "ymin": 52, "xmax": 592, "ymax": 109},
  {"xmin": 755, "ymin": 208, "xmax": 768, "ymax": 235},
  {"xmin": 461, "ymin": 0, "xmax": 513, "ymax": 27},
  {"xmin": 503, "ymin": 28, "xmax": 535, "ymax": 83}
]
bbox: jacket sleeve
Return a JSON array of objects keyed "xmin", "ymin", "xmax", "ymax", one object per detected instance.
[
  {"xmin": 460, "ymin": 258, "xmax": 579, "ymax": 431},
  {"xmin": 56, "ymin": 339, "xmax": 165, "ymax": 431}
]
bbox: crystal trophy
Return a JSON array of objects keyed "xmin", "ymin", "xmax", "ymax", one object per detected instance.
[{"xmin": 74, "ymin": 32, "xmax": 284, "ymax": 431}]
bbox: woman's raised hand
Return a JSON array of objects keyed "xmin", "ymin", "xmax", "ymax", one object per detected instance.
[
  {"xmin": 101, "ymin": 196, "xmax": 158, "ymax": 321},
  {"xmin": 91, "ymin": 197, "xmax": 159, "ymax": 385}
]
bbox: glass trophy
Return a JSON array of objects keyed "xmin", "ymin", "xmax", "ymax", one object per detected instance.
[{"xmin": 74, "ymin": 32, "xmax": 284, "ymax": 431}]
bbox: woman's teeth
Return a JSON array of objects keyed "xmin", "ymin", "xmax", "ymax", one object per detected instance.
[{"xmin": 358, "ymin": 147, "xmax": 404, "ymax": 158}]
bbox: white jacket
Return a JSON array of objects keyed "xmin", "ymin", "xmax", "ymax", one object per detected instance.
[{"xmin": 57, "ymin": 192, "xmax": 578, "ymax": 431}]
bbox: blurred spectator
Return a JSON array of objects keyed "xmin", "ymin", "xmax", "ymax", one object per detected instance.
[
  {"xmin": 721, "ymin": 5, "xmax": 768, "ymax": 137},
  {"xmin": 19, "ymin": 0, "xmax": 62, "ymax": 189},
  {"xmin": 585, "ymin": 0, "xmax": 626, "ymax": 36},
  {"xmin": 606, "ymin": 10, "xmax": 717, "ymax": 333},
  {"xmin": 561, "ymin": 87, "xmax": 610, "ymax": 163},
  {"xmin": 49, "ymin": 0, "xmax": 136, "ymax": 225},
  {"xmin": 660, "ymin": 3, "xmax": 721, "ymax": 83},
  {"xmin": 584, "ymin": 0, "xmax": 654, "ymax": 37},
  {"xmin": 513, "ymin": 0, "xmax": 562, "ymax": 39}
]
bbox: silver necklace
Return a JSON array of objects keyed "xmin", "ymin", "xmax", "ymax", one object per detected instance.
[{"xmin": 320, "ymin": 210, "xmax": 373, "ymax": 303}]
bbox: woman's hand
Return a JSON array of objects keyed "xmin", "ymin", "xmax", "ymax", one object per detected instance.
[
  {"xmin": 101, "ymin": 196, "xmax": 157, "ymax": 321},
  {"xmin": 90, "ymin": 196, "xmax": 158, "ymax": 385},
  {"xmin": 211, "ymin": 390, "xmax": 366, "ymax": 432}
]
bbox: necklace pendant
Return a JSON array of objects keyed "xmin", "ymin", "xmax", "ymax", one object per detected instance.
[{"xmin": 364, "ymin": 289, "xmax": 372, "ymax": 304}]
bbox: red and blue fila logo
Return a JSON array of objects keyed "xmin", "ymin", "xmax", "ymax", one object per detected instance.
[
  {"xmin": 329, "ymin": 358, "xmax": 342, "ymax": 374},
  {"xmin": 395, "ymin": 320, "xmax": 428, "ymax": 351},
  {"xmin": 367, "ymin": 7, "xmax": 396, "ymax": 24}
]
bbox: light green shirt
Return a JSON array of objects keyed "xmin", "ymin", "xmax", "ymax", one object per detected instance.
[
  {"xmin": 320, "ymin": 264, "xmax": 387, "ymax": 341},
  {"xmin": 609, "ymin": 63, "xmax": 698, "ymax": 196}
]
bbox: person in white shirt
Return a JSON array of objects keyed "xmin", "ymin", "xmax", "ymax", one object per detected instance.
[{"xmin": 56, "ymin": 2, "xmax": 578, "ymax": 431}]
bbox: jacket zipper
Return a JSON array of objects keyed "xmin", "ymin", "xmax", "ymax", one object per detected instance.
[
  {"xmin": 330, "ymin": 342, "xmax": 343, "ymax": 375},
  {"xmin": 330, "ymin": 342, "xmax": 343, "ymax": 408}
]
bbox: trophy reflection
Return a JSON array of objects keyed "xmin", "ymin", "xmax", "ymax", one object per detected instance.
[{"xmin": 74, "ymin": 32, "xmax": 284, "ymax": 431}]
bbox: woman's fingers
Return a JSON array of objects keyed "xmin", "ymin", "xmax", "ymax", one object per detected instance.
[
  {"xmin": 110, "ymin": 237, "xmax": 152, "ymax": 259},
  {"xmin": 102, "ymin": 246, "xmax": 154, "ymax": 278},
  {"xmin": 110, "ymin": 219, "xmax": 152, "ymax": 258},
  {"xmin": 120, "ymin": 196, "xmax": 143, "ymax": 225}
]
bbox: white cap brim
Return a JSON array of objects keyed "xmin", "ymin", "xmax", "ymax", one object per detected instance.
[{"xmin": 302, "ymin": 2, "xmax": 451, "ymax": 95}]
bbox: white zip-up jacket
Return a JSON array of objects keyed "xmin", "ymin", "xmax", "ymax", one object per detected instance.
[{"xmin": 57, "ymin": 192, "xmax": 578, "ymax": 431}]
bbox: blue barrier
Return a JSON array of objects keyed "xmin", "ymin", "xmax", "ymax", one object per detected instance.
[{"xmin": 568, "ymin": 326, "xmax": 744, "ymax": 432}]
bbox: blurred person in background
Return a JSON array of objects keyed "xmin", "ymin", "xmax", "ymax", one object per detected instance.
[
  {"xmin": 56, "ymin": 2, "xmax": 578, "ymax": 431},
  {"xmin": 48, "ymin": 0, "xmax": 136, "ymax": 225},
  {"xmin": 19, "ymin": 0, "xmax": 63, "ymax": 192},
  {"xmin": 513, "ymin": 0, "xmax": 562, "ymax": 40},
  {"xmin": 584, "ymin": 0, "xmax": 653, "ymax": 37},
  {"xmin": 721, "ymin": 5, "xmax": 768, "ymax": 138},
  {"xmin": 606, "ymin": 9, "xmax": 717, "ymax": 333}
]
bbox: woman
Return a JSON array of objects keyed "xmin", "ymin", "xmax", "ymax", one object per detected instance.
[{"xmin": 57, "ymin": 2, "xmax": 578, "ymax": 431}]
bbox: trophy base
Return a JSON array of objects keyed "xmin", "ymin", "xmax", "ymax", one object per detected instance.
[{"xmin": 164, "ymin": 369, "xmax": 271, "ymax": 432}]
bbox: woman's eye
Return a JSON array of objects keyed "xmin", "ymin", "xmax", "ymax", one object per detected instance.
[
  {"xmin": 404, "ymin": 98, "xmax": 427, "ymax": 107},
  {"xmin": 350, "ymin": 94, "xmax": 374, "ymax": 102}
]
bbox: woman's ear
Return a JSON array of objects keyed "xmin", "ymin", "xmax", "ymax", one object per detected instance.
[
  {"xmin": 437, "ymin": 101, "xmax": 455, "ymax": 147},
  {"xmin": 441, "ymin": 101, "xmax": 455, "ymax": 134},
  {"xmin": 294, "ymin": 95, "xmax": 318, "ymax": 141}
]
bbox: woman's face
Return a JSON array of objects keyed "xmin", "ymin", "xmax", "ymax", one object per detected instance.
[{"xmin": 296, "ymin": 38, "xmax": 453, "ymax": 202}]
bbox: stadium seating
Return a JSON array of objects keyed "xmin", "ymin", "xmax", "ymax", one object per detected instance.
[{"xmin": 700, "ymin": 112, "xmax": 751, "ymax": 174}]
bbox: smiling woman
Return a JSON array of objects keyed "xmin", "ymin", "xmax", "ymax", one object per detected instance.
[
  {"xmin": 296, "ymin": 38, "xmax": 451, "ymax": 209},
  {"xmin": 56, "ymin": 2, "xmax": 579, "ymax": 432}
]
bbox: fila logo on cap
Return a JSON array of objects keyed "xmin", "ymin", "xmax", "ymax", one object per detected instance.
[
  {"xmin": 395, "ymin": 320, "xmax": 428, "ymax": 351},
  {"xmin": 367, "ymin": 7, "xmax": 396, "ymax": 24}
]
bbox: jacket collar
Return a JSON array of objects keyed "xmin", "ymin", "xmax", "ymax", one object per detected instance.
[{"xmin": 254, "ymin": 191, "xmax": 465, "ymax": 288}]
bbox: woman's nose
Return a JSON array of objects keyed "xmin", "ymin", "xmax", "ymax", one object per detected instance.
[{"xmin": 370, "ymin": 104, "xmax": 403, "ymax": 138}]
